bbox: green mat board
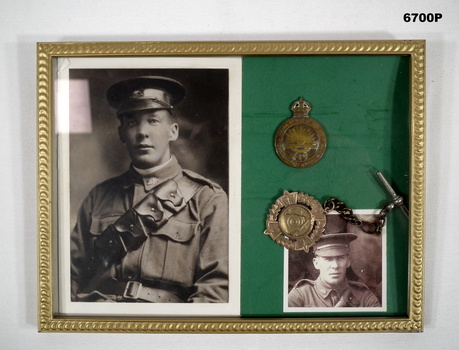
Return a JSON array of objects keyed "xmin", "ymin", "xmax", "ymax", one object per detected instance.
[{"xmin": 241, "ymin": 55, "xmax": 410, "ymax": 317}]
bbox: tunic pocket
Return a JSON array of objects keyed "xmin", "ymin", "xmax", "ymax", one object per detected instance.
[
  {"xmin": 140, "ymin": 219, "xmax": 198, "ymax": 287},
  {"xmin": 151, "ymin": 219, "xmax": 196, "ymax": 243}
]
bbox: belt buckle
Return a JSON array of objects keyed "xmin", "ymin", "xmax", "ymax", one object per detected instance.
[{"xmin": 123, "ymin": 280, "xmax": 142, "ymax": 300}]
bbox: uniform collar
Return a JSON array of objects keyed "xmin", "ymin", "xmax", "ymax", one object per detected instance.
[
  {"xmin": 315, "ymin": 276, "xmax": 349, "ymax": 299},
  {"xmin": 120, "ymin": 155, "xmax": 182, "ymax": 190},
  {"xmin": 133, "ymin": 157, "xmax": 173, "ymax": 177}
]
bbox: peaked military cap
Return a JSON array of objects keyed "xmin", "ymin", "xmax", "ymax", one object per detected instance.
[
  {"xmin": 106, "ymin": 76, "xmax": 185, "ymax": 116},
  {"xmin": 313, "ymin": 232, "xmax": 357, "ymax": 256}
]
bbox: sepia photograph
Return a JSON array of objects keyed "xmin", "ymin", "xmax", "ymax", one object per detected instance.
[
  {"xmin": 284, "ymin": 211, "xmax": 385, "ymax": 312},
  {"xmin": 54, "ymin": 57, "xmax": 242, "ymax": 316}
]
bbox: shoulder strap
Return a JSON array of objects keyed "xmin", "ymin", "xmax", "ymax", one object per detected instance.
[
  {"xmin": 293, "ymin": 279, "xmax": 315, "ymax": 289},
  {"xmin": 176, "ymin": 174, "xmax": 205, "ymax": 203}
]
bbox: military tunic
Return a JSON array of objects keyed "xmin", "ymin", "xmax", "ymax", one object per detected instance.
[
  {"xmin": 71, "ymin": 156, "xmax": 228, "ymax": 303},
  {"xmin": 288, "ymin": 277, "xmax": 381, "ymax": 307}
]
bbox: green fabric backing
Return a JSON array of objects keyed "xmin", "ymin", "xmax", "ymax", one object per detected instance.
[{"xmin": 241, "ymin": 55, "xmax": 410, "ymax": 317}]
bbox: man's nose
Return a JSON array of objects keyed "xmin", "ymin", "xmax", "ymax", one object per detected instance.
[
  {"xmin": 330, "ymin": 259, "xmax": 339, "ymax": 268},
  {"xmin": 136, "ymin": 121, "xmax": 149, "ymax": 138}
]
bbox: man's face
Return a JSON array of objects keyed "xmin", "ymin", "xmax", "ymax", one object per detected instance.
[
  {"xmin": 118, "ymin": 109, "xmax": 178, "ymax": 169},
  {"xmin": 313, "ymin": 254, "xmax": 351, "ymax": 286}
]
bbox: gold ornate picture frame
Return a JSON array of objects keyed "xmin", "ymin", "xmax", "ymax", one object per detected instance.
[{"xmin": 37, "ymin": 40, "xmax": 425, "ymax": 333}]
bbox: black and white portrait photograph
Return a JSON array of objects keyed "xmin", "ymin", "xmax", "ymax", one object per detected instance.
[
  {"xmin": 55, "ymin": 57, "xmax": 242, "ymax": 316},
  {"xmin": 284, "ymin": 211, "xmax": 385, "ymax": 312}
]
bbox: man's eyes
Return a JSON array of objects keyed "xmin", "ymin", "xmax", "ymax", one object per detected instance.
[
  {"xmin": 323, "ymin": 256, "xmax": 346, "ymax": 261},
  {"xmin": 125, "ymin": 118, "xmax": 159, "ymax": 126}
]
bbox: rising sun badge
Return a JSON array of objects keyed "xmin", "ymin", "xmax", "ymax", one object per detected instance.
[{"xmin": 274, "ymin": 98, "xmax": 327, "ymax": 168}]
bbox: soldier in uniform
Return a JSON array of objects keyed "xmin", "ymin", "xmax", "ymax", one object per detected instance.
[
  {"xmin": 71, "ymin": 76, "xmax": 228, "ymax": 303},
  {"xmin": 288, "ymin": 232, "xmax": 380, "ymax": 307}
]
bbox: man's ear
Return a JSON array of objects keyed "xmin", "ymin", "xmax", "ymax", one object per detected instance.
[
  {"xmin": 312, "ymin": 256, "xmax": 319, "ymax": 270},
  {"xmin": 346, "ymin": 256, "xmax": 351, "ymax": 269},
  {"xmin": 168, "ymin": 123, "xmax": 179, "ymax": 142},
  {"xmin": 118, "ymin": 125, "xmax": 126, "ymax": 143}
]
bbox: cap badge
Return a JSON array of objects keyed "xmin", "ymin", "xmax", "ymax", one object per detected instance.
[{"xmin": 131, "ymin": 90, "xmax": 144, "ymax": 98}]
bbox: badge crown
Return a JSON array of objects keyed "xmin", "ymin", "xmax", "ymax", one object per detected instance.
[{"xmin": 291, "ymin": 97, "xmax": 312, "ymax": 117}]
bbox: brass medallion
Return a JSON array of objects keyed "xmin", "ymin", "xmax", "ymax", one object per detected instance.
[
  {"xmin": 264, "ymin": 191, "xmax": 326, "ymax": 252},
  {"xmin": 274, "ymin": 97, "xmax": 327, "ymax": 168}
]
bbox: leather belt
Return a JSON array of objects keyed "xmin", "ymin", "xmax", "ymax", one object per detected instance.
[{"xmin": 122, "ymin": 281, "xmax": 184, "ymax": 303}]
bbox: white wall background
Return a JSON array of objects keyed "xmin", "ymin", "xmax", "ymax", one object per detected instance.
[{"xmin": 1, "ymin": 0, "xmax": 458, "ymax": 349}]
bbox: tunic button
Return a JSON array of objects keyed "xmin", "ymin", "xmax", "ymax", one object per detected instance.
[
  {"xmin": 129, "ymin": 224, "xmax": 134, "ymax": 230},
  {"xmin": 170, "ymin": 192, "xmax": 176, "ymax": 198},
  {"xmin": 151, "ymin": 207, "xmax": 156, "ymax": 212},
  {"xmin": 175, "ymin": 232, "xmax": 180, "ymax": 238}
]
